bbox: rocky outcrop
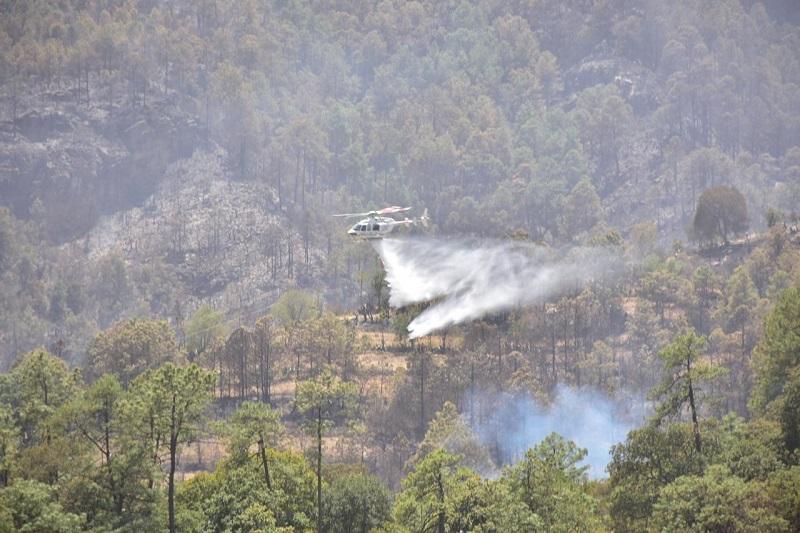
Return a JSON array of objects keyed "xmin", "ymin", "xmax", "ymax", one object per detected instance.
[
  {"xmin": 0, "ymin": 99, "xmax": 204, "ymax": 242},
  {"xmin": 82, "ymin": 149, "xmax": 335, "ymax": 325},
  {"xmin": 564, "ymin": 45, "xmax": 661, "ymax": 113}
]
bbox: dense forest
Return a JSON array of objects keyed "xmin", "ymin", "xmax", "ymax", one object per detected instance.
[{"xmin": 1, "ymin": 0, "xmax": 800, "ymax": 531}]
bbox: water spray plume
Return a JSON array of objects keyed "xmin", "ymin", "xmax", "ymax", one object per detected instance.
[{"xmin": 374, "ymin": 237, "xmax": 621, "ymax": 338}]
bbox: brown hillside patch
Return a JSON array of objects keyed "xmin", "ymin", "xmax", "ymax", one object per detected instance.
[
  {"xmin": 621, "ymin": 296, "xmax": 638, "ymax": 316},
  {"xmin": 271, "ymin": 379, "xmax": 296, "ymax": 397},
  {"xmin": 357, "ymin": 351, "xmax": 407, "ymax": 372},
  {"xmin": 357, "ymin": 351, "xmax": 407, "ymax": 396}
]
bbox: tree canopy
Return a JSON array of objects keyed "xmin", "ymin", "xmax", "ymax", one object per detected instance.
[{"xmin": 693, "ymin": 186, "xmax": 749, "ymax": 246}]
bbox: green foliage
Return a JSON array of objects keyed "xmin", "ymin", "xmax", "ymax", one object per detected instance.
[
  {"xmin": 185, "ymin": 305, "xmax": 226, "ymax": 361},
  {"xmin": 690, "ymin": 265, "xmax": 718, "ymax": 332},
  {"xmin": 610, "ymin": 411, "xmax": 798, "ymax": 533},
  {"xmin": 2, "ymin": 349, "xmax": 78, "ymax": 448},
  {"xmin": 296, "ymin": 370, "xmax": 359, "ymax": 435},
  {"xmin": 0, "ymin": 352, "xmax": 130, "ymax": 524},
  {"xmin": 713, "ymin": 415, "xmax": 784, "ymax": 481},
  {"xmin": 502, "ymin": 433, "xmax": 599, "ymax": 532},
  {"xmin": 0, "ymin": 479, "xmax": 83, "ymax": 533},
  {"xmin": 92, "ymin": 254, "xmax": 132, "ymax": 324},
  {"xmin": 177, "ymin": 450, "xmax": 315, "ymax": 532},
  {"xmin": 692, "ymin": 186, "xmax": 749, "ymax": 246},
  {"xmin": 652, "ymin": 465, "xmax": 787, "ymax": 532},
  {"xmin": 574, "ymin": 84, "xmax": 633, "ymax": 185},
  {"xmin": 393, "ymin": 435, "xmax": 596, "ymax": 532},
  {"xmin": 640, "ymin": 266, "xmax": 687, "ymax": 324},
  {"xmin": 391, "ymin": 309, "xmax": 415, "ymax": 348},
  {"xmin": 86, "ymin": 317, "xmax": 181, "ymax": 386},
  {"xmin": 312, "ymin": 312, "xmax": 355, "ymax": 371},
  {"xmin": 766, "ymin": 466, "xmax": 800, "ymax": 532},
  {"xmin": 778, "ymin": 370, "xmax": 800, "ymax": 456},
  {"xmin": 125, "ymin": 363, "xmax": 215, "ymax": 533},
  {"xmin": 393, "ymin": 449, "xmax": 474, "ymax": 533},
  {"xmin": 219, "ymin": 401, "xmax": 282, "ymax": 492},
  {"xmin": 125, "ymin": 362, "xmax": 215, "ymax": 451},
  {"xmin": 406, "ymin": 401, "xmax": 493, "ymax": 473},
  {"xmin": 0, "ymin": 404, "xmax": 18, "ymax": 487},
  {"xmin": 296, "ymin": 368, "xmax": 358, "ymax": 533},
  {"xmin": 751, "ymin": 286, "xmax": 800, "ymax": 414},
  {"xmin": 608, "ymin": 424, "xmax": 708, "ymax": 532},
  {"xmin": 446, "ymin": 476, "xmax": 543, "ymax": 533},
  {"xmin": 221, "ymin": 401, "xmax": 282, "ymax": 461},
  {"xmin": 322, "ymin": 472, "xmax": 391, "ymax": 533},
  {"xmin": 562, "ymin": 179, "xmax": 603, "ymax": 237},
  {"xmin": 649, "ymin": 330, "xmax": 725, "ymax": 451},
  {"xmin": 58, "ymin": 372, "xmax": 160, "ymax": 530},
  {"xmin": 719, "ymin": 266, "xmax": 759, "ymax": 343},
  {"xmin": 271, "ymin": 290, "xmax": 318, "ymax": 328}
]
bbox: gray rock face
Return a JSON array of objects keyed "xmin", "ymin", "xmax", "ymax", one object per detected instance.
[
  {"xmin": 14, "ymin": 110, "xmax": 73, "ymax": 141},
  {"xmin": 0, "ymin": 100, "xmax": 203, "ymax": 242},
  {"xmin": 564, "ymin": 46, "xmax": 661, "ymax": 114}
]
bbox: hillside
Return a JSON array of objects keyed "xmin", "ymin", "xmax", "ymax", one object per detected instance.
[
  {"xmin": 2, "ymin": 0, "xmax": 800, "ymax": 363},
  {"xmin": 1, "ymin": 1, "xmax": 800, "ymax": 532}
]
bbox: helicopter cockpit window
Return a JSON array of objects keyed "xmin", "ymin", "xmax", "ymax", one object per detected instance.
[{"xmin": 358, "ymin": 225, "xmax": 366, "ymax": 231}]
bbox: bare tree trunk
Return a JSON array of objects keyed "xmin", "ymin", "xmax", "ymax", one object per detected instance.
[
  {"xmin": 316, "ymin": 406, "xmax": 323, "ymax": 533},
  {"xmin": 168, "ymin": 402, "xmax": 178, "ymax": 533},
  {"xmin": 435, "ymin": 469, "xmax": 446, "ymax": 533},
  {"xmin": 419, "ymin": 355, "xmax": 425, "ymax": 438},
  {"xmin": 687, "ymin": 358, "xmax": 702, "ymax": 453},
  {"xmin": 258, "ymin": 434, "xmax": 271, "ymax": 490}
]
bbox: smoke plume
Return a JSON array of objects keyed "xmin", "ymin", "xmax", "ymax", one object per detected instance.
[
  {"xmin": 374, "ymin": 237, "xmax": 620, "ymax": 338},
  {"xmin": 471, "ymin": 386, "xmax": 646, "ymax": 478}
]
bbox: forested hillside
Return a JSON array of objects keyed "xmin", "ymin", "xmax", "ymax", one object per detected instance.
[{"xmin": 1, "ymin": 0, "xmax": 800, "ymax": 531}]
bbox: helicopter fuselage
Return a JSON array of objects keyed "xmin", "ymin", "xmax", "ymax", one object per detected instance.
[{"xmin": 348, "ymin": 216, "xmax": 407, "ymax": 239}]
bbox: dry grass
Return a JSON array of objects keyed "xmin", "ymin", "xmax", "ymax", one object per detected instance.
[
  {"xmin": 271, "ymin": 379, "xmax": 296, "ymax": 397},
  {"xmin": 357, "ymin": 328, "xmax": 400, "ymax": 350},
  {"xmin": 178, "ymin": 438, "xmax": 227, "ymax": 479},
  {"xmin": 357, "ymin": 325, "xmax": 465, "ymax": 352},
  {"xmin": 175, "ymin": 318, "xmax": 462, "ymax": 479},
  {"xmin": 356, "ymin": 350, "xmax": 408, "ymax": 396},
  {"xmin": 621, "ymin": 296, "xmax": 638, "ymax": 316},
  {"xmin": 357, "ymin": 350, "xmax": 407, "ymax": 372}
]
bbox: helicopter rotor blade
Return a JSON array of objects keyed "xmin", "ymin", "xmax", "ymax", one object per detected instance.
[
  {"xmin": 333, "ymin": 206, "xmax": 412, "ymax": 218},
  {"xmin": 332, "ymin": 212, "xmax": 372, "ymax": 218},
  {"xmin": 376, "ymin": 206, "xmax": 412, "ymax": 215}
]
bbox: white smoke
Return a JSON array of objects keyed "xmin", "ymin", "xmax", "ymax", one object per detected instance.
[
  {"xmin": 471, "ymin": 385, "xmax": 646, "ymax": 478},
  {"xmin": 374, "ymin": 237, "xmax": 620, "ymax": 339}
]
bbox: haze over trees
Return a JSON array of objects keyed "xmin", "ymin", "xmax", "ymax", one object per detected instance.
[
  {"xmin": 1, "ymin": 0, "xmax": 800, "ymax": 531},
  {"xmin": 2, "ymin": 0, "xmax": 800, "ymax": 361}
]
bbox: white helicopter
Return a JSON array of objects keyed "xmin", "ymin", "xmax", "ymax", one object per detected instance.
[{"xmin": 334, "ymin": 206, "xmax": 428, "ymax": 239}]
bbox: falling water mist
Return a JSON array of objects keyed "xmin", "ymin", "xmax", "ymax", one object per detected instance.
[{"xmin": 373, "ymin": 237, "xmax": 622, "ymax": 339}]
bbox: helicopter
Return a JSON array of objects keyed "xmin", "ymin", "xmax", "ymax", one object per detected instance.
[{"xmin": 333, "ymin": 206, "xmax": 428, "ymax": 239}]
